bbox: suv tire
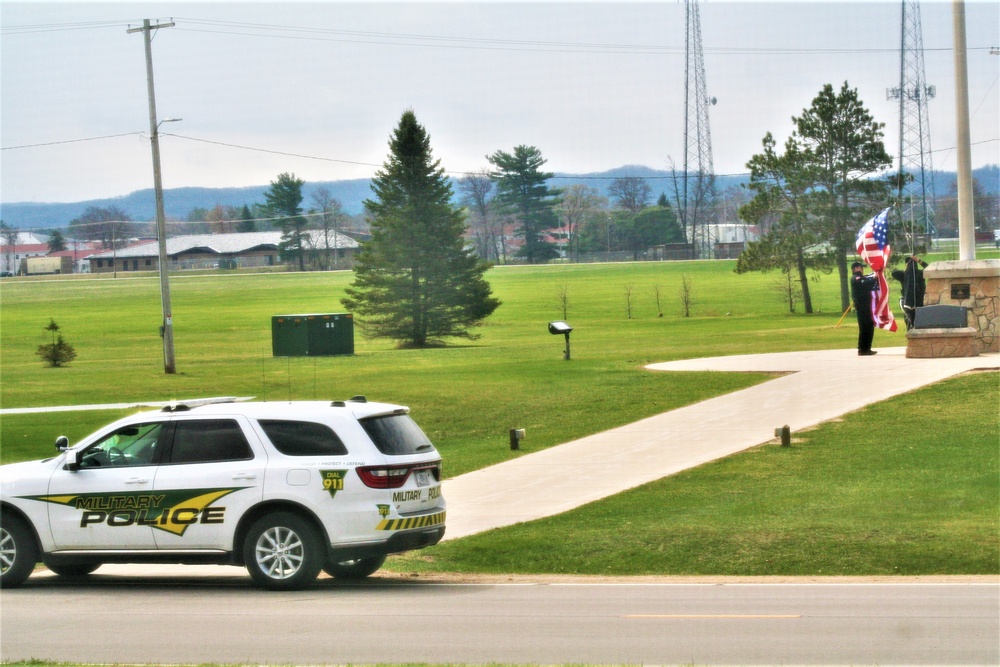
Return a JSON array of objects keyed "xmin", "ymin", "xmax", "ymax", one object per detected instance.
[
  {"xmin": 1, "ymin": 513, "xmax": 39, "ymax": 589},
  {"xmin": 43, "ymin": 560, "xmax": 101, "ymax": 578},
  {"xmin": 244, "ymin": 512, "xmax": 323, "ymax": 591},
  {"xmin": 323, "ymin": 554, "xmax": 387, "ymax": 580}
]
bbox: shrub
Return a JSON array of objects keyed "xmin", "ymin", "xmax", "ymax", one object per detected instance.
[{"xmin": 37, "ymin": 319, "xmax": 76, "ymax": 367}]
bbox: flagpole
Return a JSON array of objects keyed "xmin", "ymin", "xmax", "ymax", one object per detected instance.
[{"xmin": 835, "ymin": 303, "xmax": 853, "ymax": 328}]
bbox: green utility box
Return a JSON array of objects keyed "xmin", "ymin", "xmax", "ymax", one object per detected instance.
[{"xmin": 272, "ymin": 313, "xmax": 354, "ymax": 357}]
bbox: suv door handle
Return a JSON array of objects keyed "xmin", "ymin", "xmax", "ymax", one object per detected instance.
[
  {"xmin": 125, "ymin": 477, "xmax": 149, "ymax": 484},
  {"xmin": 232, "ymin": 473, "xmax": 257, "ymax": 480}
]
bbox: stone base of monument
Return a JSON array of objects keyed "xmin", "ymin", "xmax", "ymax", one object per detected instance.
[
  {"xmin": 913, "ymin": 259, "xmax": 999, "ymax": 357},
  {"xmin": 906, "ymin": 326, "xmax": 979, "ymax": 358}
]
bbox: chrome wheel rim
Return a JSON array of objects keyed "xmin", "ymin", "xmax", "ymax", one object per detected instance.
[
  {"xmin": 0, "ymin": 527, "xmax": 14, "ymax": 575},
  {"xmin": 254, "ymin": 526, "xmax": 304, "ymax": 580}
]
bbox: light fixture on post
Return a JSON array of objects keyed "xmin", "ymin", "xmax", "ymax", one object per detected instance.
[{"xmin": 548, "ymin": 321, "xmax": 573, "ymax": 360}]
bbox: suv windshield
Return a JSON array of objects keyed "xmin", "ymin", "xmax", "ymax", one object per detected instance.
[{"xmin": 360, "ymin": 414, "xmax": 434, "ymax": 456}]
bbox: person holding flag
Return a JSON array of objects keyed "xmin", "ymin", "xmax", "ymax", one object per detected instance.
[
  {"xmin": 851, "ymin": 261, "xmax": 880, "ymax": 355},
  {"xmin": 852, "ymin": 208, "xmax": 898, "ymax": 356}
]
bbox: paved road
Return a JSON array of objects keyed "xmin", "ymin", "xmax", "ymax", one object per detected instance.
[{"xmin": 1, "ymin": 576, "xmax": 996, "ymax": 665}]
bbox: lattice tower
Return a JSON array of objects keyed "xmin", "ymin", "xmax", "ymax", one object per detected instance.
[
  {"xmin": 682, "ymin": 0, "xmax": 717, "ymax": 259},
  {"xmin": 887, "ymin": 0, "xmax": 937, "ymax": 237}
]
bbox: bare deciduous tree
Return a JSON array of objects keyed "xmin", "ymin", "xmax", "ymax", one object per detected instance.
[
  {"xmin": 458, "ymin": 169, "xmax": 502, "ymax": 262},
  {"xmin": 558, "ymin": 184, "xmax": 608, "ymax": 261},
  {"xmin": 609, "ymin": 176, "xmax": 652, "ymax": 213},
  {"xmin": 652, "ymin": 283, "xmax": 664, "ymax": 317},
  {"xmin": 679, "ymin": 275, "xmax": 694, "ymax": 318},
  {"xmin": 556, "ymin": 284, "xmax": 570, "ymax": 320},
  {"xmin": 772, "ymin": 268, "xmax": 802, "ymax": 313},
  {"xmin": 311, "ymin": 186, "xmax": 347, "ymax": 270}
]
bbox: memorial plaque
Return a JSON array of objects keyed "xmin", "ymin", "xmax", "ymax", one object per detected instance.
[{"xmin": 950, "ymin": 283, "xmax": 971, "ymax": 300}]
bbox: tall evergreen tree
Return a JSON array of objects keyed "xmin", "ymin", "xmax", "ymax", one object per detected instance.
[
  {"xmin": 342, "ymin": 110, "xmax": 500, "ymax": 347},
  {"xmin": 264, "ymin": 172, "xmax": 308, "ymax": 270},
  {"xmin": 47, "ymin": 230, "xmax": 68, "ymax": 253},
  {"xmin": 792, "ymin": 82, "xmax": 894, "ymax": 310},
  {"xmin": 737, "ymin": 132, "xmax": 824, "ymax": 313},
  {"xmin": 487, "ymin": 145, "xmax": 560, "ymax": 263},
  {"xmin": 737, "ymin": 83, "xmax": 894, "ymax": 312},
  {"xmin": 237, "ymin": 205, "xmax": 257, "ymax": 233}
]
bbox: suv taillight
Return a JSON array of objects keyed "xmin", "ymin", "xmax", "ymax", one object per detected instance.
[{"xmin": 357, "ymin": 462, "xmax": 441, "ymax": 489}]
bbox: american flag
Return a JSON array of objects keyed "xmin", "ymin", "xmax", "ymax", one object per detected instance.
[
  {"xmin": 856, "ymin": 207, "xmax": 897, "ymax": 332},
  {"xmin": 856, "ymin": 207, "xmax": 891, "ymax": 271}
]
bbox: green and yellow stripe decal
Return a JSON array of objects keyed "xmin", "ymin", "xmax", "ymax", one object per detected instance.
[{"xmin": 377, "ymin": 511, "xmax": 446, "ymax": 531}]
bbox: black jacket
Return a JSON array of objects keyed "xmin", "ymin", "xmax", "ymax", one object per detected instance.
[{"xmin": 890, "ymin": 258, "xmax": 927, "ymax": 309}]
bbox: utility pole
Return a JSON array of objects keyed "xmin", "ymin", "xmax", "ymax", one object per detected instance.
[{"xmin": 128, "ymin": 19, "xmax": 177, "ymax": 374}]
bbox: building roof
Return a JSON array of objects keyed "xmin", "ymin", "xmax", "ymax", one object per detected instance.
[
  {"xmin": 5, "ymin": 243, "xmax": 50, "ymax": 255},
  {"xmin": 89, "ymin": 231, "xmax": 359, "ymax": 260},
  {"xmin": 0, "ymin": 232, "xmax": 47, "ymax": 246}
]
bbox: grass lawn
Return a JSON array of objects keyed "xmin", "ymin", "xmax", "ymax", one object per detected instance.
[
  {"xmin": 1, "ymin": 260, "xmax": 855, "ymax": 472},
  {"xmin": 1, "ymin": 256, "xmax": 996, "ymax": 575},
  {"xmin": 391, "ymin": 370, "xmax": 998, "ymax": 576}
]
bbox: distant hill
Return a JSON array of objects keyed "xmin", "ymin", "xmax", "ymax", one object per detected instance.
[{"xmin": 1, "ymin": 165, "xmax": 996, "ymax": 231}]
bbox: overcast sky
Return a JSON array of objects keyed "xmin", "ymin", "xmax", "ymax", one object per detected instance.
[{"xmin": 1, "ymin": 0, "xmax": 997, "ymax": 204}]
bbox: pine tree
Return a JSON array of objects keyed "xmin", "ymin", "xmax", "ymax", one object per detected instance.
[
  {"xmin": 792, "ymin": 82, "xmax": 893, "ymax": 310},
  {"xmin": 37, "ymin": 319, "xmax": 76, "ymax": 367},
  {"xmin": 487, "ymin": 145, "xmax": 561, "ymax": 263},
  {"xmin": 342, "ymin": 111, "xmax": 500, "ymax": 347},
  {"xmin": 264, "ymin": 173, "xmax": 308, "ymax": 270}
]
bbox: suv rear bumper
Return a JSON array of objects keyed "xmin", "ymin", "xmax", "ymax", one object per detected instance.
[{"xmin": 327, "ymin": 525, "xmax": 445, "ymax": 562}]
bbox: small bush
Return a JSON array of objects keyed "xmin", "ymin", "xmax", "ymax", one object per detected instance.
[{"xmin": 37, "ymin": 319, "xmax": 76, "ymax": 367}]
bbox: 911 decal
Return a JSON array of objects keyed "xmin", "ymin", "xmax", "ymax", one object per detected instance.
[
  {"xmin": 321, "ymin": 470, "xmax": 346, "ymax": 498},
  {"xmin": 25, "ymin": 488, "xmax": 241, "ymax": 536}
]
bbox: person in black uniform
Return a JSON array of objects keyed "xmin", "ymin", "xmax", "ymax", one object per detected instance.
[
  {"xmin": 891, "ymin": 255, "xmax": 928, "ymax": 330},
  {"xmin": 851, "ymin": 261, "xmax": 879, "ymax": 356}
]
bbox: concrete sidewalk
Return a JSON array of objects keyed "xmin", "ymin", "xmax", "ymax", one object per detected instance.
[{"xmin": 441, "ymin": 346, "xmax": 998, "ymax": 540}]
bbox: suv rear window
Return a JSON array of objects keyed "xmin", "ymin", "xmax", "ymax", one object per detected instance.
[
  {"xmin": 168, "ymin": 420, "xmax": 252, "ymax": 464},
  {"xmin": 259, "ymin": 420, "xmax": 348, "ymax": 456},
  {"xmin": 360, "ymin": 414, "xmax": 435, "ymax": 456}
]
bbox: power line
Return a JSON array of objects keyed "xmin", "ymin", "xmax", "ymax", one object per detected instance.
[
  {"xmin": 0, "ymin": 132, "xmax": 144, "ymax": 151},
  {"xmin": 164, "ymin": 133, "xmax": 382, "ymax": 169},
  {"xmin": 3, "ymin": 17, "xmax": 992, "ymax": 56}
]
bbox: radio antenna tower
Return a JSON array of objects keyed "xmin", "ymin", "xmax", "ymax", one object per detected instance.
[
  {"xmin": 887, "ymin": 0, "xmax": 936, "ymax": 237},
  {"xmin": 682, "ymin": 0, "xmax": 717, "ymax": 259}
]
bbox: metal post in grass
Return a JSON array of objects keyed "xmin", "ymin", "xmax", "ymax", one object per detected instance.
[{"xmin": 548, "ymin": 321, "xmax": 573, "ymax": 360}]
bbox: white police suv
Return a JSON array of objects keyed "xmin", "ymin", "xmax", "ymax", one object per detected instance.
[{"xmin": 0, "ymin": 397, "xmax": 445, "ymax": 590}]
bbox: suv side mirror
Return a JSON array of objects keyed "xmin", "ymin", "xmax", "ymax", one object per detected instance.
[
  {"xmin": 63, "ymin": 448, "xmax": 80, "ymax": 472},
  {"xmin": 55, "ymin": 435, "xmax": 69, "ymax": 451}
]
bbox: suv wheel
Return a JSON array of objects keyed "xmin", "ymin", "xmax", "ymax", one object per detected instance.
[
  {"xmin": 1, "ymin": 514, "xmax": 39, "ymax": 588},
  {"xmin": 244, "ymin": 513, "xmax": 323, "ymax": 591},
  {"xmin": 323, "ymin": 555, "xmax": 387, "ymax": 580}
]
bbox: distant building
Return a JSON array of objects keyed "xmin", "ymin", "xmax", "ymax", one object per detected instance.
[
  {"xmin": 48, "ymin": 240, "xmax": 105, "ymax": 274},
  {"xmin": 1, "ymin": 242, "xmax": 48, "ymax": 275},
  {"xmin": 87, "ymin": 231, "xmax": 359, "ymax": 273}
]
